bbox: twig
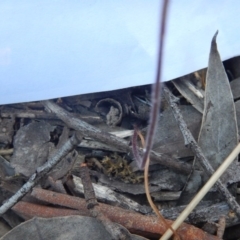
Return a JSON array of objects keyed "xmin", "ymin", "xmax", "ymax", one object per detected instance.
[
  {"xmin": 139, "ymin": 0, "xmax": 169, "ymax": 169},
  {"xmin": 216, "ymin": 216, "xmax": 226, "ymax": 239},
  {"xmin": 161, "ymin": 86, "xmax": 240, "ymax": 239},
  {"xmin": 0, "ymin": 133, "xmax": 82, "ymax": 216},
  {"xmin": 0, "ymin": 108, "xmax": 102, "ymax": 124},
  {"xmin": 160, "ymin": 143, "xmax": 240, "ymax": 240},
  {"xmin": 0, "ymin": 148, "xmax": 13, "ymax": 155},
  {"xmin": 42, "ymin": 100, "xmax": 192, "ymax": 174},
  {"xmin": 47, "ymin": 176, "xmax": 67, "ymax": 194},
  {"xmin": 135, "ymin": 130, "xmax": 179, "ymax": 239},
  {"xmin": 79, "ymin": 163, "xmax": 99, "ymax": 209},
  {"xmin": 23, "ymin": 188, "xmax": 221, "ymax": 240},
  {"xmin": 131, "ymin": 126, "xmax": 142, "ymax": 166},
  {"xmin": 80, "ymin": 163, "xmax": 132, "ymax": 239},
  {"xmin": 71, "ymin": 175, "xmax": 149, "ymax": 213}
]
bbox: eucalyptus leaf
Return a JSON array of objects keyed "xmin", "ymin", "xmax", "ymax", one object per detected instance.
[
  {"xmin": 150, "ymin": 105, "xmax": 202, "ymax": 158},
  {"xmin": 198, "ymin": 31, "xmax": 239, "ymax": 185},
  {"xmin": 10, "ymin": 121, "xmax": 55, "ymax": 177},
  {"xmin": 1, "ymin": 216, "xmax": 147, "ymax": 240},
  {"xmin": 178, "ymin": 32, "xmax": 240, "ymax": 205}
]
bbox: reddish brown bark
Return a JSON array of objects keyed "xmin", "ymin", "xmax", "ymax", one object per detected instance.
[{"xmin": 12, "ymin": 188, "xmax": 220, "ymax": 240}]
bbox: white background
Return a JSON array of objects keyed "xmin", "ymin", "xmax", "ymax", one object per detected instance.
[{"xmin": 0, "ymin": 0, "xmax": 239, "ymax": 104}]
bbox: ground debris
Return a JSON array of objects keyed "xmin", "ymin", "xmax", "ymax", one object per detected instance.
[{"xmin": 0, "ymin": 57, "xmax": 240, "ymax": 239}]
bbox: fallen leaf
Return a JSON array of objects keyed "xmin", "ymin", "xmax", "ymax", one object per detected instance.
[
  {"xmin": 198, "ymin": 32, "xmax": 239, "ymax": 184},
  {"xmin": 0, "ymin": 216, "xmax": 147, "ymax": 240},
  {"xmin": 152, "ymin": 105, "xmax": 202, "ymax": 158},
  {"xmin": 10, "ymin": 121, "xmax": 54, "ymax": 177}
]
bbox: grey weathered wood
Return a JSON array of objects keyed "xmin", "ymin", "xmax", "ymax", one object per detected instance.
[
  {"xmin": 91, "ymin": 168, "xmax": 186, "ymax": 195},
  {"xmin": 151, "ymin": 191, "xmax": 181, "ymax": 201},
  {"xmin": 0, "ymin": 133, "xmax": 82, "ymax": 216},
  {"xmin": 72, "ymin": 175, "xmax": 151, "ymax": 214},
  {"xmin": 43, "ymin": 100, "xmax": 192, "ymax": 174},
  {"xmin": 160, "ymin": 201, "xmax": 238, "ymax": 226},
  {"xmin": 173, "ymin": 76, "xmax": 204, "ymax": 113}
]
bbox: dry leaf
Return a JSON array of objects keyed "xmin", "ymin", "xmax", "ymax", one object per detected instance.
[
  {"xmin": 178, "ymin": 32, "xmax": 240, "ymax": 204},
  {"xmin": 152, "ymin": 105, "xmax": 202, "ymax": 158},
  {"xmin": 10, "ymin": 121, "xmax": 54, "ymax": 177},
  {"xmin": 198, "ymin": 32, "xmax": 239, "ymax": 184},
  {"xmin": 0, "ymin": 216, "xmax": 147, "ymax": 240}
]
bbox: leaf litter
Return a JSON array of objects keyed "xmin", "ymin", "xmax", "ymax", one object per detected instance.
[{"xmin": 0, "ymin": 35, "xmax": 240, "ymax": 239}]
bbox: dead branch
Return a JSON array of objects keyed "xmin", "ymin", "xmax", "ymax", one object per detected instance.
[
  {"xmin": 42, "ymin": 100, "xmax": 192, "ymax": 174},
  {"xmin": 0, "ymin": 108, "xmax": 102, "ymax": 124},
  {"xmin": 71, "ymin": 175, "xmax": 149, "ymax": 213},
  {"xmin": 0, "ymin": 133, "xmax": 82, "ymax": 216},
  {"xmin": 0, "ymin": 148, "xmax": 13, "ymax": 155},
  {"xmin": 80, "ymin": 163, "xmax": 132, "ymax": 239},
  {"xmin": 217, "ymin": 216, "xmax": 226, "ymax": 239}
]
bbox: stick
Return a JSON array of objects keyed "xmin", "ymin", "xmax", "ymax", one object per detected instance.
[
  {"xmin": 161, "ymin": 86, "xmax": 240, "ymax": 239},
  {"xmin": 42, "ymin": 100, "xmax": 192, "ymax": 174},
  {"xmin": 23, "ymin": 188, "xmax": 220, "ymax": 240},
  {"xmin": 160, "ymin": 142, "xmax": 240, "ymax": 240},
  {"xmin": 80, "ymin": 163, "xmax": 132, "ymax": 239},
  {"xmin": 0, "ymin": 133, "xmax": 82, "ymax": 216}
]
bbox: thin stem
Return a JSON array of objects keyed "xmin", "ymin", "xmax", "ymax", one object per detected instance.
[
  {"xmin": 137, "ymin": 130, "xmax": 179, "ymax": 239},
  {"xmin": 140, "ymin": 0, "xmax": 169, "ymax": 169}
]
